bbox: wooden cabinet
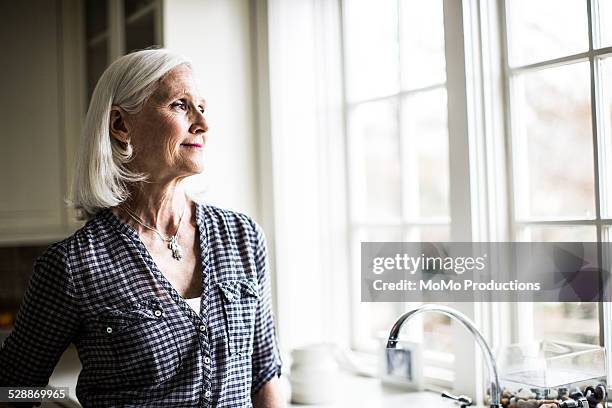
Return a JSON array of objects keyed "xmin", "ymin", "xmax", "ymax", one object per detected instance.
[
  {"xmin": 0, "ymin": 0, "xmax": 85, "ymax": 245},
  {"xmin": 0, "ymin": 0, "xmax": 161, "ymax": 245}
]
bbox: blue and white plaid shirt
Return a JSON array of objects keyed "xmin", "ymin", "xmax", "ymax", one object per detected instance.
[{"xmin": 0, "ymin": 203, "xmax": 283, "ymax": 407}]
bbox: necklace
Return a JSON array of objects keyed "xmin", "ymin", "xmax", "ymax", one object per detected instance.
[{"xmin": 121, "ymin": 202, "xmax": 187, "ymax": 261}]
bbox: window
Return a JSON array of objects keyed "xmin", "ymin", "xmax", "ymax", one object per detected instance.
[
  {"xmin": 263, "ymin": 0, "xmax": 612, "ymax": 397},
  {"xmin": 502, "ymin": 0, "xmax": 608, "ymax": 347},
  {"xmin": 338, "ymin": 0, "xmax": 612, "ymax": 391},
  {"xmin": 342, "ymin": 0, "xmax": 455, "ymax": 385}
]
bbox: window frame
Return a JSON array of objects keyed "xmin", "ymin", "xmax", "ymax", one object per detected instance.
[
  {"xmin": 499, "ymin": 0, "xmax": 612, "ymax": 385},
  {"xmin": 342, "ymin": 0, "xmax": 612, "ymax": 396},
  {"xmin": 340, "ymin": 0, "xmax": 493, "ymax": 395},
  {"xmin": 263, "ymin": 0, "xmax": 612, "ymax": 399},
  {"xmin": 500, "ymin": 0, "xmax": 612, "ymax": 350}
]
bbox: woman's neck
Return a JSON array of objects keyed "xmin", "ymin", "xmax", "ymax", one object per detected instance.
[{"xmin": 114, "ymin": 179, "xmax": 192, "ymax": 236}]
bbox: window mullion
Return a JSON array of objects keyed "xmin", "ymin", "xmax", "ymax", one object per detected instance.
[
  {"xmin": 443, "ymin": 0, "xmax": 486, "ymax": 400},
  {"xmin": 588, "ymin": 0, "xmax": 612, "ymax": 384},
  {"xmin": 586, "ymin": 0, "xmax": 607, "ymax": 352}
]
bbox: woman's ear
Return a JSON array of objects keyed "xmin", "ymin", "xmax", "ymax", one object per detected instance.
[{"xmin": 109, "ymin": 106, "xmax": 130, "ymax": 144}]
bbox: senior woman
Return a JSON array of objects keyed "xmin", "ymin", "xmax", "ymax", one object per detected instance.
[{"xmin": 0, "ymin": 49, "xmax": 284, "ymax": 407}]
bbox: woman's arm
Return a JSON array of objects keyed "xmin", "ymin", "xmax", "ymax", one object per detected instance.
[
  {"xmin": 0, "ymin": 243, "xmax": 79, "ymax": 389},
  {"xmin": 252, "ymin": 376, "xmax": 286, "ymax": 408},
  {"xmin": 249, "ymin": 221, "xmax": 284, "ymax": 404}
]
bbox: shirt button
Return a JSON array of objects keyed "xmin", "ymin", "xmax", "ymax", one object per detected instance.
[
  {"xmin": 199, "ymin": 324, "xmax": 206, "ymax": 332},
  {"xmin": 106, "ymin": 327, "xmax": 113, "ymax": 334},
  {"xmin": 154, "ymin": 309, "xmax": 162, "ymax": 317},
  {"xmin": 204, "ymin": 356, "xmax": 211, "ymax": 364},
  {"xmin": 205, "ymin": 390, "xmax": 212, "ymax": 398}
]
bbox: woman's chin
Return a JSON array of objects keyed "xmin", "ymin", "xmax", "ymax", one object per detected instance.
[
  {"xmin": 184, "ymin": 163, "xmax": 205, "ymax": 176},
  {"xmin": 147, "ymin": 159, "xmax": 205, "ymax": 180}
]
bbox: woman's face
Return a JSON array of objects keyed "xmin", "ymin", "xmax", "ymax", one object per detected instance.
[{"xmin": 124, "ymin": 64, "xmax": 208, "ymax": 182}]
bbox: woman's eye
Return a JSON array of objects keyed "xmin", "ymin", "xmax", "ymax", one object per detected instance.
[{"xmin": 171, "ymin": 101, "xmax": 187, "ymax": 110}]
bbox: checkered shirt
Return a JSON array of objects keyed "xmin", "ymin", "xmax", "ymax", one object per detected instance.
[{"xmin": 0, "ymin": 203, "xmax": 283, "ymax": 407}]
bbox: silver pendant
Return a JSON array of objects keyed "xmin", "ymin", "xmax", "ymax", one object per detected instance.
[{"xmin": 168, "ymin": 235, "xmax": 183, "ymax": 261}]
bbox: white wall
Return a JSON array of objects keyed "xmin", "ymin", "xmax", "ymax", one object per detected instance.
[{"xmin": 163, "ymin": 0, "xmax": 260, "ymax": 220}]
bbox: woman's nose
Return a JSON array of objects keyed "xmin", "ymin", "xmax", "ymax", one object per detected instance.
[{"xmin": 189, "ymin": 112, "xmax": 208, "ymax": 134}]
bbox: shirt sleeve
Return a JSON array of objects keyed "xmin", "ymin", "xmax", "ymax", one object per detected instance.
[
  {"xmin": 250, "ymin": 223, "xmax": 283, "ymax": 396},
  {"xmin": 0, "ymin": 242, "xmax": 80, "ymax": 388}
]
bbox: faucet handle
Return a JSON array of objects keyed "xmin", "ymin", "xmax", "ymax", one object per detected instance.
[{"xmin": 441, "ymin": 390, "xmax": 473, "ymax": 407}]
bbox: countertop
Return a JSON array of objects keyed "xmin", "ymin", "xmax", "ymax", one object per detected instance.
[{"xmin": 288, "ymin": 373, "xmax": 475, "ymax": 407}]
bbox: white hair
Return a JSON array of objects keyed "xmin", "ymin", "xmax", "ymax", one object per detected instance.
[{"xmin": 68, "ymin": 48, "xmax": 192, "ymax": 220}]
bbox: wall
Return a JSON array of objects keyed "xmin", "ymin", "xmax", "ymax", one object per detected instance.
[{"xmin": 162, "ymin": 0, "xmax": 260, "ymax": 221}]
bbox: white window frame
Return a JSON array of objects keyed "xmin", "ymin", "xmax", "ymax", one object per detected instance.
[
  {"xmin": 277, "ymin": 0, "xmax": 519, "ymax": 399},
  {"xmin": 339, "ymin": 0, "xmax": 450, "ymax": 352},
  {"xmin": 498, "ymin": 0, "xmax": 612, "ymax": 384},
  {"xmin": 339, "ymin": 0, "xmax": 508, "ymax": 398},
  {"xmin": 259, "ymin": 0, "xmax": 612, "ymax": 399}
]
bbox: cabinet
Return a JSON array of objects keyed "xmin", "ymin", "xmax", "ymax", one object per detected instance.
[
  {"xmin": 0, "ymin": 0, "xmax": 161, "ymax": 245},
  {"xmin": 85, "ymin": 0, "xmax": 163, "ymax": 99},
  {"xmin": 0, "ymin": 0, "xmax": 85, "ymax": 245}
]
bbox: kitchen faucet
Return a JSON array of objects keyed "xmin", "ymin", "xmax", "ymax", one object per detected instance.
[{"xmin": 387, "ymin": 304, "xmax": 501, "ymax": 408}]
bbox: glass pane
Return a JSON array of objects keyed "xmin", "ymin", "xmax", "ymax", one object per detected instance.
[
  {"xmin": 354, "ymin": 226, "xmax": 452, "ymax": 355},
  {"xmin": 401, "ymin": 89, "xmax": 449, "ymax": 218},
  {"xmin": 344, "ymin": 0, "xmax": 399, "ymax": 102},
  {"xmin": 521, "ymin": 226, "xmax": 600, "ymax": 346},
  {"xmin": 423, "ymin": 308, "xmax": 452, "ymax": 353},
  {"xmin": 357, "ymin": 226, "xmax": 403, "ymax": 242},
  {"xmin": 361, "ymin": 301, "xmax": 453, "ymax": 354},
  {"xmin": 125, "ymin": 9, "xmax": 157, "ymax": 53},
  {"xmin": 86, "ymin": 40, "xmax": 108, "ymax": 101},
  {"xmin": 512, "ymin": 62, "xmax": 595, "ymax": 219},
  {"xmin": 353, "ymin": 226, "xmax": 404, "ymax": 350},
  {"xmin": 405, "ymin": 225, "xmax": 450, "ymax": 242},
  {"xmin": 391, "ymin": 301, "xmax": 453, "ymax": 355},
  {"xmin": 534, "ymin": 303, "xmax": 599, "ymax": 344},
  {"xmin": 517, "ymin": 225, "xmax": 597, "ymax": 241},
  {"xmin": 506, "ymin": 0, "xmax": 588, "ymax": 66},
  {"xmin": 600, "ymin": 57, "xmax": 612, "ymax": 217},
  {"xmin": 597, "ymin": 0, "xmax": 612, "ymax": 48},
  {"xmin": 85, "ymin": 0, "xmax": 108, "ymax": 39},
  {"xmin": 124, "ymin": 0, "xmax": 154, "ymax": 19},
  {"xmin": 399, "ymin": 0, "xmax": 446, "ymax": 90},
  {"xmin": 349, "ymin": 100, "xmax": 401, "ymax": 221},
  {"xmin": 364, "ymin": 302, "xmax": 404, "ymax": 346}
]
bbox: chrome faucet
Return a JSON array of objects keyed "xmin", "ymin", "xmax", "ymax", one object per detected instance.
[{"xmin": 386, "ymin": 304, "xmax": 501, "ymax": 408}]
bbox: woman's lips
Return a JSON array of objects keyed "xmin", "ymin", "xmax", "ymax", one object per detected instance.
[{"xmin": 181, "ymin": 143, "xmax": 203, "ymax": 149}]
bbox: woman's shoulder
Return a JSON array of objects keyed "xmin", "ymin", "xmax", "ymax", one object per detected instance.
[
  {"xmin": 35, "ymin": 239, "xmax": 70, "ymax": 270},
  {"xmin": 197, "ymin": 202, "xmax": 264, "ymax": 237},
  {"xmin": 68, "ymin": 208, "xmax": 116, "ymax": 240},
  {"xmin": 39, "ymin": 208, "xmax": 121, "ymax": 263}
]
